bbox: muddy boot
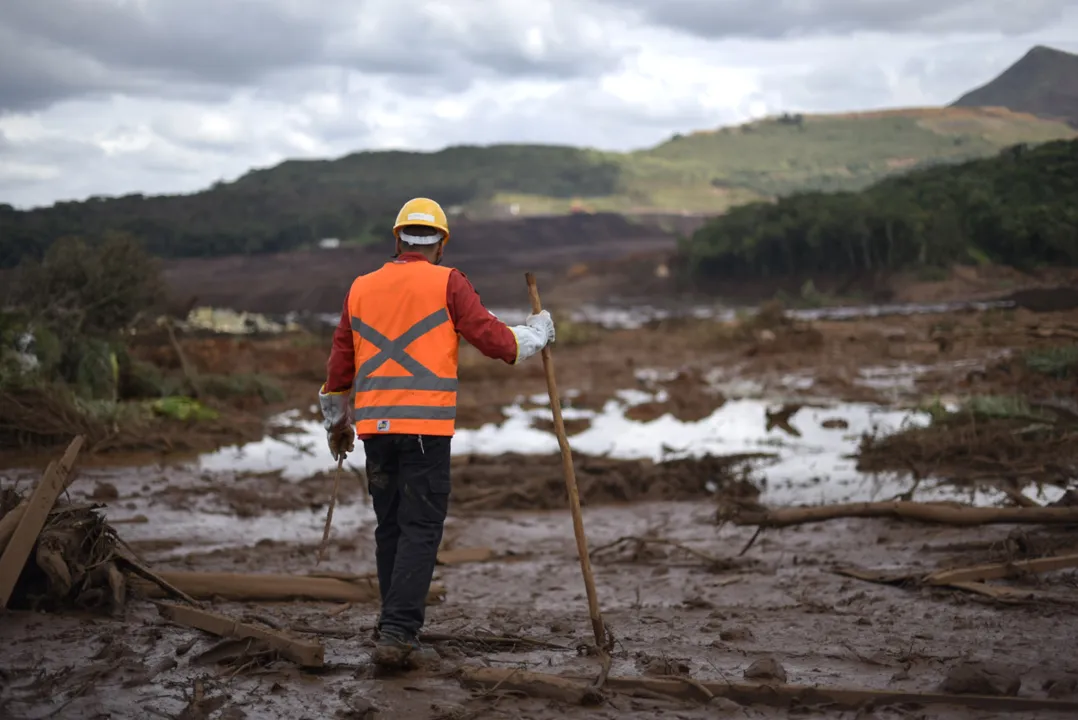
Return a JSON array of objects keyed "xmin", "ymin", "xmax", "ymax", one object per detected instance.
[{"xmin": 372, "ymin": 628, "xmax": 440, "ymax": 670}]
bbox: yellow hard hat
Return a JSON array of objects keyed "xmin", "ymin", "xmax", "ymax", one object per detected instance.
[{"xmin": 393, "ymin": 197, "xmax": 450, "ymax": 244}]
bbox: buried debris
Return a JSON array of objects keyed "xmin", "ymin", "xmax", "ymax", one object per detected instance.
[
  {"xmin": 0, "ymin": 436, "xmax": 86, "ymax": 607},
  {"xmin": 459, "ymin": 666, "xmax": 1078, "ymax": 712},
  {"xmin": 436, "ymin": 547, "xmax": 495, "ymax": 565},
  {"xmin": 131, "ymin": 569, "xmax": 446, "ymax": 604},
  {"xmin": 156, "ymin": 601, "xmax": 324, "ymax": 668},
  {"xmin": 941, "ymin": 662, "xmax": 1023, "ymax": 697},
  {"xmin": 0, "ymin": 437, "xmax": 139, "ymax": 613},
  {"xmin": 857, "ymin": 396, "xmax": 1078, "ymax": 488},
  {"xmin": 0, "ymin": 436, "xmax": 194, "ymax": 613}
]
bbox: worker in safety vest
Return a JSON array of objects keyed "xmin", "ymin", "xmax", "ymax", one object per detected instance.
[{"xmin": 319, "ymin": 197, "xmax": 555, "ymax": 668}]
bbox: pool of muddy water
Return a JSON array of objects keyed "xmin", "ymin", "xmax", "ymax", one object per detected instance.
[
  {"xmin": 7, "ymin": 379, "xmax": 1061, "ymax": 564},
  {"xmin": 313, "ymin": 298, "xmax": 1014, "ymax": 331},
  {"xmin": 196, "ymin": 392, "xmax": 924, "ymax": 504},
  {"xmin": 190, "ymin": 387, "xmax": 1058, "ymax": 511}
]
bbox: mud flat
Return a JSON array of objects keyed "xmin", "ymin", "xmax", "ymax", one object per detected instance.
[
  {"xmin": 3, "ymin": 474, "xmax": 1078, "ymax": 719},
  {"xmin": 1, "ymin": 302, "xmax": 1077, "ymax": 718}
]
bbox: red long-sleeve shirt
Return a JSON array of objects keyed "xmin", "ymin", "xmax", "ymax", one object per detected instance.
[{"xmin": 324, "ymin": 253, "xmax": 518, "ymax": 393}]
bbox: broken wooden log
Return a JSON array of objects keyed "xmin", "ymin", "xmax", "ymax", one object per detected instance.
[
  {"xmin": 0, "ymin": 500, "xmax": 29, "ymax": 554},
  {"xmin": 114, "ymin": 548, "xmax": 199, "ymax": 605},
  {"xmin": 131, "ymin": 570, "xmax": 445, "ymax": 604},
  {"xmin": 835, "ymin": 564, "xmax": 1078, "ymax": 605},
  {"xmin": 459, "ymin": 667, "xmax": 1078, "ymax": 712},
  {"xmin": 924, "ymin": 553, "xmax": 1078, "ymax": 585},
  {"xmin": 941, "ymin": 581, "xmax": 1078, "ymax": 605},
  {"xmin": 733, "ymin": 501, "xmax": 1078, "ymax": 529},
  {"xmin": 155, "ymin": 601, "xmax": 323, "ymax": 667},
  {"xmin": 0, "ymin": 436, "xmax": 85, "ymax": 608}
]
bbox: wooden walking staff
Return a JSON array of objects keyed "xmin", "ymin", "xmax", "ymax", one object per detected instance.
[{"xmin": 525, "ymin": 272, "xmax": 606, "ymax": 649}]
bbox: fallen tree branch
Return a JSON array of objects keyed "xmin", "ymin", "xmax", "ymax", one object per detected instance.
[
  {"xmin": 734, "ymin": 501, "xmax": 1078, "ymax": 529},
  {"xmin": 130, "ymin": 570, "xmax": 445, "ymax": 604},
  {"xmin": 155, "ymin": 601, "xmax": 323, "ymax": 667},
  {"xmin": 925, "ymin": 553, "xmax": 1078, "ymax": 585},
  {"xmin": 835, "ymin": 560, "xmax": 1078, "ymax": 605},
  {"xmin": 459, "ymin": 667, "xmax": 1078, "ymax": 712},
  {"xmin": 941, "ymin": 581, "xmax": 1078, "ymax": 605}
]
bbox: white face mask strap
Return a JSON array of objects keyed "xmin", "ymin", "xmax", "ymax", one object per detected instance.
[{"xmin": 399, "ymin": 230, "xmax": 444, "ymax": 246}]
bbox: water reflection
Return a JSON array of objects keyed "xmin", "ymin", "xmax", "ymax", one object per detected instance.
[{"xmin": 196, "ymin": 395, "xmax": 933, "ymax": 505}]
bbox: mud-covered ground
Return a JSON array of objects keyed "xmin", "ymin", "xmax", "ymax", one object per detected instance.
[{"xmin": 2, "ymin": 302, "xmax": 1077, "ymax": 719}]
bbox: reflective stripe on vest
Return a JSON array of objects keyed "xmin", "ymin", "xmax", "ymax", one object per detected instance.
[
  {"xmin": 351, "ymin": 307, "xmax": 459, "ymax": 421},
  {"xmin": 347, "ymin": 260, "xmax": 459, "ymax": 435}
]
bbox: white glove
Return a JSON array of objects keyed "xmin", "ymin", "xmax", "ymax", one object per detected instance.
[
  {"xmin": 509, "ymin": 310, "xmax": 555, "ymax": 364},
  {"xmin": 527, "ymin": 310, "xmax": 556, "ymax": 343},
  {"xmin": 319, "ymin": 385, "xmax": 355, "ymax": 460}
]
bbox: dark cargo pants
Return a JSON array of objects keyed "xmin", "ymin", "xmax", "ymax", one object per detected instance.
[{"xmin": 363, "ymin": 433, "xmax": 450, "ymax": 638}]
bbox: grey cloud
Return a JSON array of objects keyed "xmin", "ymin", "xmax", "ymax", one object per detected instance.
[
  {"xmin": 0, "ymin": 0, "xmax": 619, "ymax": 114},
  {"xmin": 1, "ymin": 0, "xmax": 326, "ymax": 84},
  {"xmin": 599, "ymin": 0, "xmax": 1073, "ymax": 41}
]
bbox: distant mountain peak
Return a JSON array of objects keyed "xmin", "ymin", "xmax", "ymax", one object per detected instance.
[{"xmin": 951, "ymin": 44, "xmax": 1078, "ymax": 126}]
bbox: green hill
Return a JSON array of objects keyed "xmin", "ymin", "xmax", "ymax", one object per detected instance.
[
  {"xmin": 1, "ymin": 105, "xmax": 1074, "ymax": 269},
  {"xmin": 951, "ymin": 45, "xmax": 1078, "ymax": 126},
  {"xmin": 680, "ymin": 139, "xmax": 1078, "ymax": 285}
]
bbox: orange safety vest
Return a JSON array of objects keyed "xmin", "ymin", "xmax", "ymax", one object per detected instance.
[{"xmin": 347, "ymin": 260, "xmax": 460, "ymax": 436}]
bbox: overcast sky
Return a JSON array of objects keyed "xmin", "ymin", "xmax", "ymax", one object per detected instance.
[{"xmin": 1, "ymin": 0, "xmax": 1076, "ymax": 209}]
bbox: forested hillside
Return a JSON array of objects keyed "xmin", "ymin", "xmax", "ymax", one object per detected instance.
[
  {"xmin": 1, "ymin": 106, "xmax": 1072, "ymax": 270},
  {"xmin": 680, "ymin": 139, "xmax": 1078, "ymax": 285}
]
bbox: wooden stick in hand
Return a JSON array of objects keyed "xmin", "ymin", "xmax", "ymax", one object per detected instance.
[{"xmin": 525, "ymin": 272, "xmax": 606, "ymax": 650}]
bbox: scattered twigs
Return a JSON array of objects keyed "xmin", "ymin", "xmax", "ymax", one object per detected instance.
[
  {"xmin": 589, "ymin": 535, "xmax": 730, "ymax": 569},
  {"xmin": 738, "ymin": 526, "xmax": 764, "ymax": 556}
]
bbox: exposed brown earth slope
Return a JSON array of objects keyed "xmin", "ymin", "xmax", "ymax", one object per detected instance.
[{"xmin": 161, "ymin": 213, "xmax": 686, "ymax": 313}]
